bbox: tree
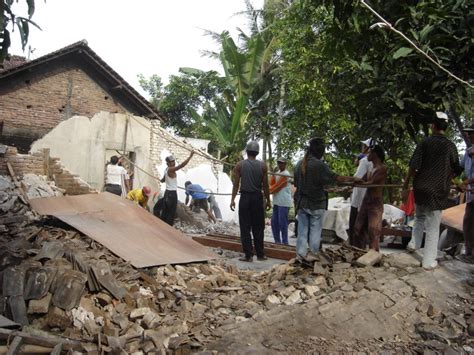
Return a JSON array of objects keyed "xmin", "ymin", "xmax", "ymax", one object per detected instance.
[
  {"xmin": 274, "ymin": 0, "xmax": 474, "ymax": 181},
  {"xmin": 1, "ymin": 0, "xmax": 41, "ymax": 63}
]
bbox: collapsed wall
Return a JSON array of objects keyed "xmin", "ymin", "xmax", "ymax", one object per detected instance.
[{"xmin": 0, "ymin": 146, "xmax": 94, "ymax": 195}]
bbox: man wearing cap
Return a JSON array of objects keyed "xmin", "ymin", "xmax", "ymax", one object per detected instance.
[
  {"xmin": 127, "ymin": 186, "xmax": 152, "ymax": 211},
  {"xmin": 349, "ymin": 138, "xmax": 374, "ymax": 246},
  {"xmin": 403, "ymin": 112, "xmax": 462, "ymax": 270},
  {"xmin": 269, "ymin": 158, "xmax": 292, "ymax": 244},
  {"xmin": 160, "ymin": 151, "xmax": 194, "ymax": 226},
  {"xmin": 230, "ymin": 141, "xmax": 271, "ymax": 262},
  {"xmin": 458, "ymin": 122, "xmax": 474, "ymax": 263},
  {"xmin": 294, "ymin": 138, "xmax": 361, "ymax": 262},
  {"xmin": 184, "ymin": 181, "xmax": 217, "ymax": 223}
]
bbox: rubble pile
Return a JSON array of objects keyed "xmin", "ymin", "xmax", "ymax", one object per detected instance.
[{"xmin": 0, "ymin": 174, "xmax": 473, "ymax": 353}]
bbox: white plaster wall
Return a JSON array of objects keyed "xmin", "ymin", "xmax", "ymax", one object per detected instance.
[{"xmin": 31, "ymin": 112, "xmax": 157, "ymax": 192}]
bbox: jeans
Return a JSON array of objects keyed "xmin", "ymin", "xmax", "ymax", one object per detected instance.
[
  {"xmin": 271, "ymin": 205, "xmax": 290, "ymax": 244},
  {"xmin": 408, "ymin": 204, "xmax": 442, "ymax": 268},
  {"xmin": 239, "ymin": 192, "xmax": 265, "ymax": 259},
  {"xmin": 296, "ymin": 208, "xmax": 325, "ymax": 257}
]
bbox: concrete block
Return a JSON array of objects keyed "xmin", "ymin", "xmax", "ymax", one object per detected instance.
[{"xmin": 356, "ymin": 250, "xmax": 383, "ymax": 267}]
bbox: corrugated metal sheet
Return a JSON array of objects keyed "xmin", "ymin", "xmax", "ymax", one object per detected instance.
[
  {"xmin": 441, "ymin": 203, "xmax": 465, "ymax": 232},
  {"xmin": 30, "ymin": 192, "xmax": 216, "ymax": 268}
]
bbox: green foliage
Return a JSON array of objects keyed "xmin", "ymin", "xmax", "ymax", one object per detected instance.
[
  {"xmin": 274, "ymin": 0, "xmax": 473, "ymax": 179},
  {"xmin": 1, "ymin": 0, "xmax": 41, "ymax": 63}
]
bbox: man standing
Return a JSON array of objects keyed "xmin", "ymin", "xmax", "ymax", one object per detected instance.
[
  {"xmin": 127, "ymin": 186, "xmax": 152, "ymax": 211},
  {"xmin": 105, "ymin": 156, "xmax": 128, "ymax": 196},
  {"xmin": 353, "ymin": 145, "xmax": 387, "ymax": 251},
  {"xmin": 184, "ymin": 181, "xmax": 217, "ymax": 223},
  {"xmin": 349, "ymin": 139, "xmax": 374, "ymax": 245},
  {"xmin": 160, "ymin": 151, "xmax": 194, "ymax": 226},
  {"xmin": 403, "ymin": 112, "xmax": 462, "ymax": 270},
  {"xmin": 459, "ymin": 122, "xmax": 474, "ymax": 263},
  {"xmin": 270, "ymin": 158, "xmax": 292, "ymax": 244},
  {"xmin": 230, "ymin": 141, "xmax": 271, "ymax": 262},
  {"xmin": 294, "ymin": 138, "xmax": 360, "ymax": 262}
]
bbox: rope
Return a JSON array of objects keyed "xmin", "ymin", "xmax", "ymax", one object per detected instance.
[
  {"xmin": 114, "ymin": 150, "xmax": 235, "ymax": 196},
  {"xmin": 127, "ymin": 114, "xmax": 291, "ymax": 177},
  {"xmin": 360, "ymin": 0, "xmax": 474, "ymax": 89}
]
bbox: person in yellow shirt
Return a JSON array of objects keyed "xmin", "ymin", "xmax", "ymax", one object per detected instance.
[{"xmin": 127, "ymin": 186, "xmax": 152, "ymax": 211}]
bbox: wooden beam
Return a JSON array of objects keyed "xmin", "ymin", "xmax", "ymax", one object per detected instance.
[{"xmin": 6, "ymin": 336, "xmax": 23, "ymax": 355}]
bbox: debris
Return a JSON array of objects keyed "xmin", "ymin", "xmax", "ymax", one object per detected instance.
[{"xmin": 356, "ymin": 249, "xmax": 383, "ymax": 267}]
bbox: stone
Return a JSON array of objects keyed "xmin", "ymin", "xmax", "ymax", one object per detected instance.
[
  {"xmin": 313, "ymin": 264, "xmax": 327, "ymax": 276},
  {"xmin": 103, "ymin": 325, "xmax": 120, "ymax": 337},
  {"xmin": 304, "ymin": 285, "xmax": 320, "ymax": 297},
  {"xmin": 332, "ymin": 263, "xmax": 351, "ymax": 271},
  {"xmin": 125, "ymin": 340, "xmax": 141, "ymax": 353},
  {"xmin": 264, "ymin": 295, "xmax": 281, "ymax": 309},
  {"xmin": 340, "ymin": 284, "xmax": 353, "ymax": 292},
  {"xmin": 284, "ymin": 290, "xmax": 302, "ymax": 306},
  {"xmin": 129, "ymin": 307, "xmax": 151, "ymax": 320},
  {"xmin": 427, "ymin": 304, "xmax": 440, "ymax": 317},
  {"xmin": 356, "ymin": 250, "xmax": 382, "ymax": 267},
  {"xmin": 27, "ymin": 293, "xmax": 52, "ymax": 314},
  {"xmin": 95, "ymin": 292, "xmax": 113, "ymax": 307},
  {"xmin": 313, "ymin": 276, "xmax": 327, "ymax": 286},
  {"xmin": 47, "ymin": 306, "xmax": 71, "ymax": 330},
  {"xmin": 142, "ymin": 311, "xmax": 161, "ymax": 329},
  {"xmin": 280, "ymin": 286, "xmax": 296, "ymax": 297}
]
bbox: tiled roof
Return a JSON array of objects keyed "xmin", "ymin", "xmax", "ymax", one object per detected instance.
[{"xmin": 0, "ymin": 40, "xmax": 162, "ymax": 120}]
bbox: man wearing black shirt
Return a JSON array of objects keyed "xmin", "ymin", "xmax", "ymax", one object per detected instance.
[{"xmin": 403, "ymin": 112, "xmax": 462, "ymax": 270}]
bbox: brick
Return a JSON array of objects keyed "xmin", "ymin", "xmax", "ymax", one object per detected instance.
[{"xmin": 27, "ymin": 293, "xmax": 52, "ymax": 314}]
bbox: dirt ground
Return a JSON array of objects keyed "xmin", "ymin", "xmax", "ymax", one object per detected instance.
[{"xmin": 203, "ymin": 258, "xmax": 473, "ymax": 354}]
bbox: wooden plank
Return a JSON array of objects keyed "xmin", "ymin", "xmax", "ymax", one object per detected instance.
[
  {"xmin": 193, "ymin": 235, "xmax": 296, "ymax": 260},
  {"xmin": 29, "ymin": 193, "xmax": 217, "ymax": 268},
  {"xmin": 441, "ymin": 203, "xmax": 465, "ymax": 232},
  {"xmin": 6, "ymin": 336, "xmax": 23, "ymax": 355},
  {"xmin": 0, "ymin": 328, "xmax": 84, "ymax": 351}
]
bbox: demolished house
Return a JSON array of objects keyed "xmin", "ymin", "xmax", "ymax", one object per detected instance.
[
  {"xmin": 0, "ymin": 41, "xmax": 223, "ymax": 195},
  {"xmin": 0, "ymin": 42, "xmax": 472, "ymax": 353}
]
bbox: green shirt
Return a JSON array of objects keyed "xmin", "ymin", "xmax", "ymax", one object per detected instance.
[{"xmin": 294, "ymin": 156, "xmax": 337, "ymax": 210}]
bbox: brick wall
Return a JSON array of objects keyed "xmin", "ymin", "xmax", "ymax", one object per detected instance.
[
  {"xmin": 0, "ymin": 146, "xmax": 94, "ymax": 195},
  {"xmin": 0, "ymin": 62, "xmax": 127, "ymax": 149},
  {"xmin": 149, "ymin": 121, "xmax": 223, "ymax": 180}
]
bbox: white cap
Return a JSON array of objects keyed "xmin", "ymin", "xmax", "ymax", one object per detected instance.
[
  {"xmin": 436, "ymin": 112, "xmax": 448, "ymax": 121},
  {"xmin": 361, "ymin": 138, "xmax": 372, "ymax": 147}
]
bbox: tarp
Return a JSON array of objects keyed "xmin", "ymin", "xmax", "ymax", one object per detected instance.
[
  {"xmin": 441, "ymin": 203, "xmax": 465, "ymax": 232},
  {"xmin": 30, "ymin": 192, "xmax": 216, "ymax": 268}
]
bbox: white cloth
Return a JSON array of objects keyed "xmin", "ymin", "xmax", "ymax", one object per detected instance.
[
  {"xmin": 106, "ymin": 164, "xmax": 127, "ymax": 185},
  {"xmin": 350, "ymin": 157, "xmax": 373, "ymax": 208},
  {"xmin": 164, "ymin": 168, "xmax": 177, "ymax": 191},
  {"xmin": 323, "ymin": 197, "xmax": 405, "ymax": 241},
  {"xmin": 272, "ymin": 169, "xmax": 292, "ymax": 207}
]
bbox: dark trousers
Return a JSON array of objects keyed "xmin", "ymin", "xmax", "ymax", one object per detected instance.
[
  {"xmin": 354, "ymin": 196, "xmax": 383, "ymax": 251},
  {"xmin": 271, "ymin": 205, "xmax": 289, "ymax": 244},
  {"xmin": 105, "ymin": 184, "xmax": 122, "ymax": 196},
  {"xmin": 239, "ymin": 192, "xmax": 265, "ymax": 258},
  {"xmin": 349, "ymin": 206, "xmax": 359, "ymax": 246},
  {"xmin": 464, "ymin": 201, "xmax": 474, "ymax": 256},
  {"xmin": 160, "ymin": 190, "xmax": 177, "ymax": 226}
]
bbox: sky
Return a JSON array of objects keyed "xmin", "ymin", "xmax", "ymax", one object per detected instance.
[{"xmin": 10, "ymin": 0, "xmax": 264, "ymax": 96}]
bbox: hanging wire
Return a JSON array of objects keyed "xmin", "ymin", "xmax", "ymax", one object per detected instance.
[{"xmin": 360, "ymin": 0, "xmax": 474, "ymax": 89}]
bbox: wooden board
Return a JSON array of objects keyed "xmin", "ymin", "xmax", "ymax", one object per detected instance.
[
  {"xmin": 30, "ymin": 192, "xmax": 216, "ymax": 268},
  {"xmin": 441, "ymin": 203, "xmax": 465, "ymax": 232}
]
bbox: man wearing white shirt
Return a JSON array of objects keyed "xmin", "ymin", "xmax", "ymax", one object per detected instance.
[{"xmin": 349, "ymin": 138, "xmax": 374, "ymax": 246}]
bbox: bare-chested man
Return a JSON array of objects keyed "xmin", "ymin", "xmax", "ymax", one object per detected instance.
[{"xmin": 353, "ymin": 144, "xmax": 387, "ymax": 251}]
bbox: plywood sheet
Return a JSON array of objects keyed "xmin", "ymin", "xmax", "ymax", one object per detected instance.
[
  {"xmin": 441, "ymin": 203, "xmax": 465, "ymax": 232},
  {"xmin": 30, "ymin": 192, "xmax": 216, "ymax": 268}
]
